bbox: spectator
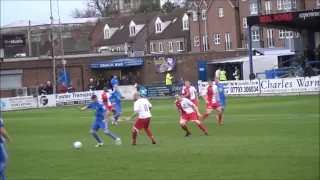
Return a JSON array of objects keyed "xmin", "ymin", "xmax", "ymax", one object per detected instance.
[
  {"xmin": 59, "ymin": 82, "xmax": 67, "ymax": 93},
  {"xmin": 219, "ymin": 68, "xmax": 227, "ymax": 81},
  {"xmin": 315, "ymin": 44, "xmax": 320, "ymax": 60},
  {"xmin": 233, "ymin": 66, "xmax": 240, "ymax": 80},
  {"xmin": 110, "ymin": 75, "xmax": 119, "ymax": 90},
  {"xmin": 38, "ymin": 84, "xmax": 46, "ymax": 95},
  {"xmin": 165, "ymin": 72, "xmax": 173, "ymax": 85},
  {"xmin": 96, "ymin": 73, "xmax": 105, "ymax": 90},
  {"xmin": 68, "ymin": 81, "xmax": 75, "ymax": 93},
  {"xmin": 136, "ymin": 72, "xmax": 140, "ymax": 85},
  {"xmin": 215, "ymin": 66, "xmax": 221, "ymax": 79},
  {"xmin": 45, "ymin": 81, "xmax": 54, "ymax": 94},
  {"xmin": 88, "ymin": 78, "xmax": 96, "ymax": 91}
]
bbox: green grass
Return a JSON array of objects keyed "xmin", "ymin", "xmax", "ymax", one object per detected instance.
[{"xmin": 2, "ymin": 95, "xmax": 320, "ymax": 180}]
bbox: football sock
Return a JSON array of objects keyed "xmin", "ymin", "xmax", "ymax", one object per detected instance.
[
  {"xmin": 0, "ymin": 168, "xmax": 6, "ymax": 180},
  {"xmin": 145, "ymin": 129, "xmax": 156, "ymax": 143},
  {"xmin": 202, "ymin": 113, "xmax": 209, "ymax": 120},
  {"xmin": 107, "ymin": 132, "xmax": 118, "ymax": 140},
  {"xmin": 132, "ymin": 131, "xmax": 137, "ymax": 144},
  {"xmin": 114, "ymin": 114, "xmax": 120, "ymax": 122},
  {"xmin": 198, "ymin": 124, "xmax": 207, "ymax": 134},
  {"xmin": 92, "ymin": 133, "xmax": 102, "ymax": 143},
  {"xmin": 181, "ymin": 125, "xmax": 190, "ymax": 133},
  {"xmin": 217, "ymin": 114, "xmax": 222, "ymax": 125}
]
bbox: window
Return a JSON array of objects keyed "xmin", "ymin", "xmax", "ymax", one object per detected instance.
[
  {"xmin": 267, "ymin": 29, "xmax": 275, "ymax": 47},
  {"xmin": 250, "ymin": 3, "xmax": 258, "ymax": 14},
  {"xmin": 277, "ymin": 0, "xmax": 296, "ymax": 10},
  {"xmin": 104, "ymin": 29, "xmax": 110, "ymax": 39},
  {"xmin": 156, "ymin": 22, "xmax": 162, "ymax": 33},
  {"xmin": 295, "ymin": 32, "xmax": 300, "ymax": 38},
  {"xmin": 218, "ymin": 8, "xmax": 224, "ymax": 17},
  {"xmin": 214, "ymin": 34, "xmax": 220, "ymax": 44},
  {"xmin": 245, "ymin": 44, "xmax": 248, "ymax": 49},
  {"xmin": 265, "ymin": 1, "xmax": 272, "ymax": 14},
  {"xmin": 285, "ymin": 31, "xmax": 293, "ymax": 38},
  {"xmin": 124, "ymin": 0, "xmax": 130, "ymax": 4},
  {"xmin": 203, "ymin": 36, "xmax": 209, "ymax": 51},
  {"xmin": 202, "ymin": 10, "xmax": 207, "ymax": 20},
  {"xmin": 183, "ymin": 20, "xmax": 189, "ymax": 30},
  {"xmin": 159, "ymin": 43, "xmax": 163, "ymax": 52},
  {"xmin": 252, "ymin": 30, "xmax": 260, "ymax": 41},
  {"xmin": 169, "ymin": 42, "xmax": 173, "ymax": 52},
  {"xmin": 279, "ymin": 30, "xmax": 285, "ymax": 39},
  {"xmin": 318, "ymin": 0, "xmax": 320, "ymax": 6},
  {"xmin": 243, "ymin": 17, "xmax": 247, "ymax": 28},
  {"xmin": 0, "ymin": 71, "xmax": 22, "ymax": 90},
  {"xmin": 225, "ymin": 33, "xmax": 231, "ymax": 50},
  {"xmin": 177, "ymin": 41, "xmax": 184, "ymax": 51},
  {"xmin": 193, "ymin": 36, "xmax": 200, "ymax": 46},
  {"xmin": 150, "ymin": 43, "xmax": 156, "ymax": 53},
  {"xmin": 192, "ymin": 11, "xmax": 198, "ymax": 21},
  {"xmin": 130, "ymin": 26, "xmax": 136, "ymax": 35}
]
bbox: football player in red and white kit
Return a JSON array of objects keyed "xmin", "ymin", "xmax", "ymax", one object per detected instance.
[
  {"xmin": 125, "ymin": 92, "xmax": 156, "ymax": 145},
  {"xmin": 101, "ymin": 88, "xmax": 115, "ymax": 121},
  {"xmin": 201, "ymin": 79, "xmax": 223, "ymax": 124},
  {"xmin": 175, "ymin": 94, "xmax": 208, "ymax": 136},
  {"xmin": 182, "ymin": 81, "xmax": 199, "ymax": 107}
]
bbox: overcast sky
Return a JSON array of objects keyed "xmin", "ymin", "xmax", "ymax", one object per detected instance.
[
  {"xmin": 1, "ymin": 0, "xmax": 86, "ymax": 26},
  {"xmin": 0, "ymin": 0, "xmax": 182, "ymax": 27}
]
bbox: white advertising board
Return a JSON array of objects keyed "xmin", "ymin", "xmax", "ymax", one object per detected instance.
[
  {"xmin": 198, "ymin": 80, "xmax": 260, "ymax": 95},
  {"xmin": 0, "ymin": 96, "xmax": 38, "ymax": 111},
  {"xmin": 117, "ymin": 85, "xmax": 136, "ymax": 100},
  {"xmin": 38, "ymin": 90, "xmax": 104, "ymax": 108},
  {"xmin": 260, "ymin": 76, "xmax": 320, "ymax": 93}
]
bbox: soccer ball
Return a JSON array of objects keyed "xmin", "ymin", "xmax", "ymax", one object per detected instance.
[{"xmin": 74, "ymin": 141, "xmax": 82, "ymax": 149}]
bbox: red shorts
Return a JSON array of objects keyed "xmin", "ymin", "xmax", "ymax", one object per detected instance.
[
  {"xmin": 206, "ymin": 102, "xmax": 220, "ymax": 109},
  {"xmin": 133, "ymin": 117, "xmax": 151, "ymax": 131},
  {"xmin": 181, "ymin": 112, "xmax": 198, "ymax": 121},
  {"xmin": 107, "ymin": 105, "xmax": 114, "ymax": 111},
  {"xmin": 191, "ymin": 100, "xmax": 198, "ymax": 107}
]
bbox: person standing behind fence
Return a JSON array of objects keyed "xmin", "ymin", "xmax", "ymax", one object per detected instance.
[
  {"xmin": 215, "ymin": 66, "xmax": 221, "ymax": 79},
  {"xmin": 45, "ymin": 81, "xmax": 54, "ymax": 94},
  {"xmin": 166, "ymin": 72, "xmax": 173, "ymax": 85},
  {"xmin": 233, "ymin": 66, "xmax": 240, "ymax": 80},
  {"xmin": 219, "ymin": 68, "xmax": 227, "ymax": 81}
]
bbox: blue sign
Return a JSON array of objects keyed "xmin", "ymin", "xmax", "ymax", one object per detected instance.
[
  {"xmin": 90, "ymin": 57, "xmax": 144, "ymax": 69},
  {"xmin": 0, "ymin": 100, "xmax": 7, "ymax": 110}
]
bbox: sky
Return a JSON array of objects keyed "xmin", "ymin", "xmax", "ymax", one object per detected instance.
[
  {"xmin": 0, "ymin": 0, "xmax": 181, "ymax": 27},
  {"xmin": 1, "ymin": 0, "xmax": 87, "ymax": 26}
]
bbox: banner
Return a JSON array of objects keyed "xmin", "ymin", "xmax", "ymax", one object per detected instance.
[
  {"xmin": 38, "ymin": 90, "xmax": 104, "ymax": 108},
  {"xmin": 0, "ymin": 96, "xmax": 38, "ymax": 111},
  {"xmin": 260, "ymin": 76, "xmax": 320, "ymax": 93},
  {"xmin": 141, "ymin": 84, "xmax": 185, "ymax": 97},
  {"xmin": 154, "ymin": 57, "xmax": 177, "ymax": 73},
  {"xmin": 199, "ymin": 80, "xmax": 260, "ymax": 95},
  {"xmin": 1, "ymin": 34, "xmax": 26, "ymax": 48},
  {"xmin": 118, "ymin": 85, "xmax": 136, "ymax": 100}
]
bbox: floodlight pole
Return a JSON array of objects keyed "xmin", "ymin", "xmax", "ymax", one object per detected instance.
[{"xmin": 50, "ymin": 0, "xmax": 57, "ymax": 94}]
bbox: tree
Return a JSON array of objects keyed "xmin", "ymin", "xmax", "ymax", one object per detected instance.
[
  {"xmin": 135, "ymin": 0, "xmax": 161, "ymax": 13},
  {"xmin": 71, "ymin": 0, "xmax": 117, "ymax": 18},
  {"xmin": 161, "ymin": 1, "xmax": 180, "ymax": 14}
]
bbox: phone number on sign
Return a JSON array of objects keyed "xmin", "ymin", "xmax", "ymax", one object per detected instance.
[{"xmin": 229, "ymin": 86, "xmax": 260, "ymax": 93}]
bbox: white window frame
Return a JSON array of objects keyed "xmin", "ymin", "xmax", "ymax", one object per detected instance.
[
  {"xmin": 156, "ymin": 22, "xmax": 162, "ymax": 33},
  {"xmin": 192, "ymin": 11, "xmax": 198, "ymax": 21},
  {"xmin": 130, "ymin": 25, "xmax": 136, "ymax": 36},
  {"xmin": 318, "ymin": 0, "xmax": 320, "ymax": 6},
  {"xmin": 243, "ymin": 17, "xmax": 247, "ymax": 28},
  {"xmin": 265, "ymin": 1, "xmax": 272, "ymax": 14},
  {"xmin": 250, "ymin": 3, "xmax": 258, "ymax": 15},
  {"xmin": 252, "ymin": 30, "xmax": 260, "ymax": 41},
  {"xmin": 279, "ymin": 30, "xmax": 285, "ymax": 39},
  {"xmin": 245, "ymin": 44, "xmax": 248, "ymax": 49},
  {"xmin": 183, "ymin": 20, "xmax": 189, "ymax": 30},
  {"xmin": 177, "ymin": 41, "xmax": 184, "ymax": 51},
  {"xmin": 267, "ymin": 29, "xmax": 275, "ymax": 47},
  {"xmin": 218, "ymin": 8, "xmax": 224, "ymax": 17},
  {"xmin": 193, "ymin": 36, "xmax": 200, "ymax": 46},
  {"xmin": 159, "ymin": 43, "xmax": 163, "ymax": 52},
  {"xmin": 202, "ymin": 10, "xmax": 207, "ymax": 20},
  {"xmin": 169, "ymin": 42, "xmax": 173, "ymax": 52},
  {"xmin": 104, "ymin": 29, "xmax": 110, "ymax": 39},
  {"xmin": 295, "ymin": 32, "xmax": 300, "ymax": 38},
  {"xmin": 150, "ymin": 43, "xmax": 156, "ymax": 53},
  {"xmin": 214, "ymin": 34, "xmax": 220, "ymax": 45},
  {"xmin": 203, "ymin": 36, "xmax": 208, "ymax": 51},
  {"xmin": 225, "ymin": 33, "xmax": 231, "ymax": 51},
  {"xmin": 277, "ymin": 0, "xmax": 296, "ymax": 10},
  {"xmin": 285, "ymin": 31, "xmax": 293, "ymax": 38}
]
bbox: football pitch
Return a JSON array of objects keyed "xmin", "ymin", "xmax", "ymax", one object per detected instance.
[{"xmin": 2, "ymin": 95, "xmax": 320, "ymax": 180}]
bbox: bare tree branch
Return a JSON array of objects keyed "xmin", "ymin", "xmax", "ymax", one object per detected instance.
[{"xmin": 70, "ymin": 0, "xmax": 116, "ymax": 18}]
